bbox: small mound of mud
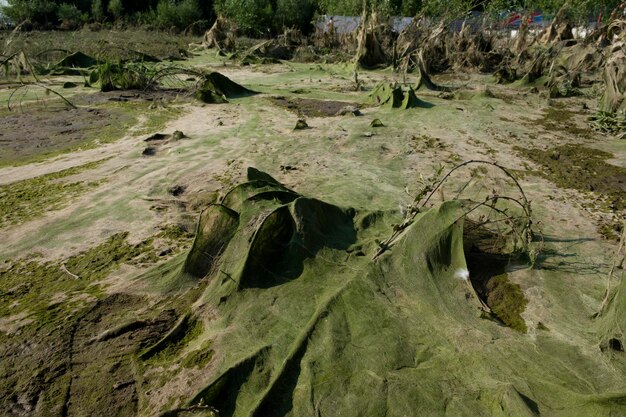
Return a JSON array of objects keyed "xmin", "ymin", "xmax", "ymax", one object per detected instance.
[
  {"xmin": 141, "ymin": 131, "xmax": 188, "ymax": 157},
  {"xmin": 270, "ymin": 97, "xmax": 360, "ymax": 117}
]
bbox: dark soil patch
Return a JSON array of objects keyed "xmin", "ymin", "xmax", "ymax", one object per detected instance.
[
  {"xmin": 518, "ymin": 144, "xmax": 626, "ymax": 211},
  {"xmin": 269, "ymin": 96, "xmax": 359, "ymax": 117},
  {"xmin": 0, "ymin": 106, "xmax": 131, "ymax": 166},
  {"xmin": 75, "ymin": 89, "xmax": 184, "ymax": 106},
  {"xmin": 66, "ymin": 294, "xmax": 177, "ymax": 417}
]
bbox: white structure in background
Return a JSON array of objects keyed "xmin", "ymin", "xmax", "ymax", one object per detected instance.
[
  {"xmin": 316, "ymin": 15, "xmax": 414, "ymax": 34},
  {"xmin": 318, "ymin": 13, "xmax": 596, "ymax": 40}
]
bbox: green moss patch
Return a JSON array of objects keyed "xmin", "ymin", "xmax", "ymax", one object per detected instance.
[
  {"xmin": 518, "ymin": 145, "xmax": 626, "ymax": 210},
  {"xmin": 0, "ymin": 159, "xmax": 107, "ymax": 228},
  {"xmin": 532, "ymin": 106, "xmax": 595, "ymax": 139},
  {"xmin": 158, "ymin": 224, "xmax": 194, "ymax": 241},
  {"xmin": 486, "ymin": 274, "xmax": 529, "ymax": 333},
  {"xmin": 0, "ymin": 232, "xmax": 158, "ymax": 318},
  {"xmin": 518, "ymin": 144, "xmax": 626, "ymax": 239}
]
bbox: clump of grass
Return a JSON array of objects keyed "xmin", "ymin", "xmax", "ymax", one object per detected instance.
[
  {"xmin": 486, "ymin": 274, "xmax": 528, "ymax": 333},
  {"xmin": 89, "ymin": 61, "xmax": 156, "ymax": 92},
  {"xmin": 591, "ymin": 111, "xmax": 626, "ymax": 138},
  {"xmin": 0, "ymin": 159, "xmax": 107, "ymax": 228},
  {"xmin": 534, "ymin": 107, "xmax": 594, "ymax": 139}
]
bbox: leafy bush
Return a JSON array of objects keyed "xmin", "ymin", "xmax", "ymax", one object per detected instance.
[
  {"xmin": 176, "ymin": 0, "xmax": 203, "ymax": 28},
  {"xmin": 133, "ymin": 8, "xmax": 158, "ymax": 25},
  {"xmin": 317, "ymin": 0, "xmax": 362, "ymax": 16},
  {"xmin": 107, "ymin": 0, "xmax": 124, "ymax": 20},
  {"xmin": 214, "ymin": 0, "xmax": 274, "ymax": 35},
  {"xmin": 57, "ymin": 3, "xmax": 86, "ymax": 28},
  {"xmin": 91, "ymin": 0, "xmax": 105, "ymax": 21},
  {"xmin": 156, "ymin": 0, "xmax": 177, "ymax": 27},
  {"xmin": 317, "ymin": 0, "xmax": 414, "ymax": 17},
  {"xmin": 156, "ymin": 0, "xmax": 203, "ymax": 29},
  {"xmin": 275, "ymin": 0, "xmax": 316, "ymax": 31},
  {"xmin": 2, "ymin": 0, "xmax": 58, "ymax": 26}
]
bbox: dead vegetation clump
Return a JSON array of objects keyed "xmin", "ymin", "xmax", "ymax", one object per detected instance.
[
  {"xmin": 202, "ymin": 16, "xmax": 237, "ymax": 52},
  {"xmin": 599, "ymin": 43, "xmax": 626, "ymax": 115},
  {"xmin": 448, "ymin": 20, "xmax": 504, "ymax": 73},
  {"xmin": 538, "ymin": 2, "xmax": 573, "ymax": 45},
  {"xmin": 355, "ymin": 11, "xmax": 392, "ymax": 69}
]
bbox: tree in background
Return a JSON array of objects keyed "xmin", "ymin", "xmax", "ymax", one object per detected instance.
[
  {"xmin": 107, "ymin": 0, "xmax": 123, "ymax": 19},
  {"xmin": 275, "ymin": 0, "xmax": 316, "ymax": 32},
  {"xmin": 421, "ymin": 0, "xmax": 477, "ymax": 18},
  {"xmin": 2, "ymin": 0, "xmax": 58, "ymax": 26},
  {"xmin": 57, "ymin": 2, "xmax": 87, "ymax": 27},
  {"xmin": 214, "ymin": 0, "xmax": 274, "ymax": 35},
  {"xmin": 91, "ymin": 0, "xmax": 104, "ymax": 21},
  {"xmin": 0, "ymin": 0, "xmax": 624, "ymax": 32},
  {"xmin": 155, "ymin": 0, "xmax": 203, "ymax": 29}
]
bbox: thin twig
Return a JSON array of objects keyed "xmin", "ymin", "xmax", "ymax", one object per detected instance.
[
  {"xmin": 373, "ymin": 160, "xmax": 534, "ymax": 260},
  {"xmin": 61, "ymin": 264, "xmax": 80, "ymax": 280}
]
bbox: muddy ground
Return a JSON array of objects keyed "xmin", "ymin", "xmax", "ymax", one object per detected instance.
[
  {"xmin": 1, "ymin": 42, "xmax": 626, "ymax": 416},
  {"xmin": 0, "ymin": 89, "xmax": 189, "ymax": 167}
]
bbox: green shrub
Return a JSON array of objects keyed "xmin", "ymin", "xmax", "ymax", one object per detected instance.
[
  {"xmin": 156, "ymin": 0, "xmax": 202, "ymax": 29},
  {"xmin": 316, "ymin": 0, "xmax": 409, "ymax": 17},
  {"xmin": 2, "ymin": 0, "xmax": 58, "ymax": 26},
  {"xmin": 176, "ymin": 0, "xmax": 203, "ymax": 28},
  {"xmin": 57, "ymin": 3, "xmax": 86, "ymax": 28},
  {"xmin": 214, "ymin": 0, "xmax": 274, "ymax": 36},
  {"xmin": 91, "ymin": 0, "xmax": 105, "ymax": 21},
  {"xmin": 156, "ymin": 0, "xmax": 177, "ymax": 27},
  {"xmin": 317, "ymin": 0, "xmax": 362, "ymax": 15},
  {"xmin": 274, "ymin": 0, "xmax": 316, "ymax": 31},
  {"xmin": 132, "ymin": 8, "xmax": 158, "ymax": 25},
  {"xmin": 107, "ymin": 0, "xmax": 124, "ymax": 20}
]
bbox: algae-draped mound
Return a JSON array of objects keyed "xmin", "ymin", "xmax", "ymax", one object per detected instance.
[
  {"xmin": 368, "ymin": 82, "xmax": 431, "ymax": 109},
  {"xmin": 132, "ymin": 168, "xmax": 626, "ymax": 417}
]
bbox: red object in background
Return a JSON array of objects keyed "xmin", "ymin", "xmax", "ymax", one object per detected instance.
[{"xmin": 506, "ymin": 11, "xmax": 542, "ymax": 27}]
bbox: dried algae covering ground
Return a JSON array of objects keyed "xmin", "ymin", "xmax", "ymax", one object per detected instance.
[{"xmin": 1, "ymin": 30, "xmax": 626, "ymax": 417}]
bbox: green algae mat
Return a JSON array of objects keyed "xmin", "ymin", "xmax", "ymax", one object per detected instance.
[{"xmin": 123, "ymin": 168, "xmax": 626, "ymax": 417}]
